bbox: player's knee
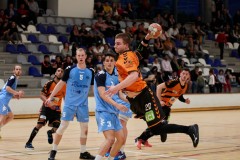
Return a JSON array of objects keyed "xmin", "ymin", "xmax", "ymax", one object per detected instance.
[
  {"xmin": 56, "ymin": 121, "xmax": 69, "ymax": 135},
  {"xmin": 52, "ymin": 121, "xmax": 60, "ymax": 129},
  {"xmin": 80, "ymin": 122, "xmax": 88, "ymax": 138},
  {"xmin": 106, "ymin": 137, "xmax": 115, "ymax": 146}
]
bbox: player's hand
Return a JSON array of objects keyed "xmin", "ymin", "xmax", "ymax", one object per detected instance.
[
  {"xmin": 105, "ymin": 86, "xmax": 119, "ymax": 97},
  {"xmin": 115, "ymin": 103, "xmax": 128, "ymax": 112},
  {"xmin": 14, "ymin": 90, "xmax": 24, "ymax": 99},
  {"xmin": 160, "ymin": 100, "xmax": 165, "ymax": 106},
  {"xmin": 145, "ymin": 33, "xmax": 152, "ymax": 40},
  {"xmin": 185, "ymin": 98, "xmax": 190, "ymax": 104},
  {"xmin": 45, "ymin": 98, "xmax": 52, "ymax": 106}
]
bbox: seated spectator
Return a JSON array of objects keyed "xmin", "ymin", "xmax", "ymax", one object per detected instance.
[
  {"xmin": 17, "ymin": 3, "xmax": 30, "ymax": 30},
  {"xmin": 194, "ymin": 39, "xmax": 205, "ymax": 58},
  {"xmin": 185, "ymin": 36, "xmax": 195, "ymax": 58},
  {"xmin": 102, "ymin": 44, "xmax": 112, "ymax": 54},
  {"xmin": 24, "ymin": 0, "xmax": 39, "ymax": 24},
  {"xmin": 232, "ymin": 25, "xmax": 240, "ymax": 43},
  {"xmin": 133, "ymin": 22, "xmax": 148, "ymax": 44},
  {"xmin": 62, "ymin": 55, "xmax": 73, "ymax": 69},
  {"xmin": 61, "ymin": 42, "xmax": 72, "ymax": 59},
  {"xmin": 103, "ymin": 1, "xmax": 113, "ymax": 18},
  {"xmin": 94, "ymin": 55, "xmax": 103, "ymax": 71},
  {"xmin": 161, "ymin": 53, "xmax": 173, "ymax": 81},
  {"xmin": 86, "ymin": 55, "xmax": 94, "ymax": 68},
  {"xmin": 79, "ymin": 23, "xmax": 91, "ymax": 47},
  {"xmin": 2, "ymin": 21, "xmax": 22, "ymax": 44},
  {"xmin": 130, "ymin": 22, "xmax": 137, "ymax": 35},
  {"xmin": 233, "ymin": 9, "xmax": 240, "ymax": 25},
  {"xmin": 0, "ymin": 9, "xmax": 7, "ymax": 23},
  {"xmin": 123, "ymin": 2, "xmax": 135, "ymax": 19},
  {"xmin": 163, "ymin": 37, "xmax": 174, "ymax": 59},
  {"xmin": 178, "ymin": 23, "xmax": 187, "ymax": 41},
  {"xmin": 167, "ymin": 24, "xmax": 180, "ymax": 40},
  {"xmin": 153, "ymin": 37, "xmax": 164, "ymax": 57},
  {"xmin": 41, "ymin": 55, "xmax": 53, "ymax": 75},
  {"xmin": 170, "ymin": 55, "xmax": 180, "ymax": 79},
  {"xmin": 144, "ymin": 66, "xmax": 158, "ymax": 92},
  {"xmin": 190, "ymin": 66, "xmax": 199, "ymax": 93},
  {"xmin": 92, "ymin": 43, "xmax": 104, "ymax": 56},
  {"xmin": 70, "ymin": 25, "xmax": 81, "ymax": 46},
  {"xmin": 167, "ymin": 14, "xmax": 176, "ymax": 28},
  {"xmin": 152, "ymin": 57, "xmax": 161, "ymax": 73},
  {"xmin": 196, "ymin": 71, "xmax": 205, "ymax": 93},
  {"xmin": 94, "ymin": 1, "xmax": 104, "ymax": 18},
  {"xmin": 95, "ymin": 16, "xmax": 113, "ymax": 37},
  {"xmin": 4, "ymin": 3, "xmax": 18, "ymax": 22},
  {"xmin": 153, "ymin": 13, "xmax": 164, "ymax": 25}
]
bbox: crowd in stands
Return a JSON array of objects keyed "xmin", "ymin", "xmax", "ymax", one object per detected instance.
[{"xmin": 0, "ymin": 0, "xmax": 240, "ymax": 94}]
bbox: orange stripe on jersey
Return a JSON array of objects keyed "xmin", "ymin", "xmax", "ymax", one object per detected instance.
[
  {"xmin": 115, "ymin": 51, "xmax": 147, "ymax": 92},
  {"xmin": 161, "ymin": 79, "xmax": 188, "ymax": 107}
]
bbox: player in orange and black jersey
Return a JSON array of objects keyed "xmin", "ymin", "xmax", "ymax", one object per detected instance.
[
  {"xmin": 25, "ymin": 68, "xmax": 66, "ymax": 150},
  {"xmin": 136, "ymin": 69, "xmax": 199, "ymax": 148}
]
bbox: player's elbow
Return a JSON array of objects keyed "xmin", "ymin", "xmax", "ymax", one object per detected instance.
[{"xmin": 130, "ymin": 71, "xmax": 139, "ymax": 81}]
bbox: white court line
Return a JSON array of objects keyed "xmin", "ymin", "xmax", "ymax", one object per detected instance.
[
  {"xmin": 126, "ymin": 150, "xmax": 197, "ymax": 160},
  {"xmin": 1, "ymin": 148, "xmax": 197, "ymax": 160}
]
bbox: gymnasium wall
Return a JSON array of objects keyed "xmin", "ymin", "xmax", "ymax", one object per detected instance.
[{"xmin": 10, "ymin": 93, "xmax": 240, "ymax": 118}]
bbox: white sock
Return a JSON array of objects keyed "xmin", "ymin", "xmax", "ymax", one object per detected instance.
[
  {"xmin": 120, "ymin": 145, "xmax": 125, "ymax": 152},
  {"xmin": 53, "ymin": 144, "xmax": 58, "ymax": 151},
  {"xmin": 80, "ymin": 145, "xmax": 86, "ymax": 153},
  {"xmin": 107, "ymin": 156, "xmax": 114, "ymax": 160},
  {"xmin": 94, "ymin": 155, "xmax": 103, "ymax": 160}
]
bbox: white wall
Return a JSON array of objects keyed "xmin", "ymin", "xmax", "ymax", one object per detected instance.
[
  {"xmin": 48, "ymin": 0, "xmax": 94, "ymax": 18},
  {"xmin": 10, "ymin": 93, "xmax": 240, "ymax": 117}
]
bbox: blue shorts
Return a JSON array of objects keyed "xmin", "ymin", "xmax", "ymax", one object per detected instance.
[
  {"xmin": 119, "ymin": 109, "xmax": 132, "ymax": 121},
  {"xmin": 61, "ymin": 105, "xmax": 89, "ymax": 122},
  {"xmin": 0, "ymin": 101, "xmax": 11, "ymax": 115},
  {"xmin": 96, "ymin": 111, "xmax": 122, "ymax": 133}
]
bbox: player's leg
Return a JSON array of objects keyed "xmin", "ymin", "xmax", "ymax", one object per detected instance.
[
  {"xmin": 47, "ymin": 109, "xmax": 61, "ymax": 144},
  {"xmin": 25, "ymin": 106, "xmax": 47, "ymax": 149},
  {"xmin": 49, "ymin": 105, "xmax": 73, "ymax": 160},
  {"xmin": 0, "ymin": 103, "xmax": 14, "ymax": 127},
  {"xmin": 76, "ymin": 106, "xmax": 95, "ymax": 159},
  {"xmin": 108, "ymin": 129, "xmax": 125, "ymax": 160}
]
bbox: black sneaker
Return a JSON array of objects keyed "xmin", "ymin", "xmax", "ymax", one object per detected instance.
[
  {"xmin": 80, "ymin": 151, "xmax": 95, "ymax": 159},
  {"xmin": 188, "ymin": 124, "xmax": 199, "ymax": 148},
  {"xmin": 25, "ymin": 143, "xmax": 34, "ymax": 150},
  {"xmin": 47, "ymin": 130, "xmax": 53, "ymax": 144},
  {"xmin": 160, "ymin": 133, "xmax": 167, "ymax": 142},
  {"xmin": 48, "ymin": 150, "xmax": 57, "ymax": 160}
]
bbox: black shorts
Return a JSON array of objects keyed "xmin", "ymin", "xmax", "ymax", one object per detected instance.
[
  {"xmin": 127, "ymin": 87, "xmax": 165, "ymax": 128},
  {"xmin": 38, "ymin": 105, "xmax": 61, "ymax": 127},
  {"xmin": 162, "ymin": 106, "xmax": 171, "ymax": 121}
]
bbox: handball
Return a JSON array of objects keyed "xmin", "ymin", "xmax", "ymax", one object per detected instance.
[{"xmin": 148, "ymin": 23, "xmax": 162, "ymax": 38}]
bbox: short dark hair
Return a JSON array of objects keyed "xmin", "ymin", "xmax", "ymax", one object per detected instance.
[{"xmin": 103, "ymin": 53, "xmax": 116, "ymax": 61}]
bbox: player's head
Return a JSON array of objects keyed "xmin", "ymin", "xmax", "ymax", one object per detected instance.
[
  {"xmin": 103, "ymin": 53, "xmax": 116, "ymax": 71},
  {"xmin": 114, "ymin": 33, "xmax": 131, "ymax": 54},
  {"xmin": 180, "ymin": 68, "xmax": 190, "ymax": 82},
  {"xmin": 13, "ymin": 65, "xmax": 22, "ymax": 77},
  {"xmin": 76, "ymin": 48, "xmax": 87, "ymax": 64},
  {"xmin": 54, "ymin": 68, "xmax": 64, "ymax": 80}
]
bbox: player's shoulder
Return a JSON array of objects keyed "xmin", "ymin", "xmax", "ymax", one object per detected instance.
[
  {"xmin": 166, "ymin": 78, "xmax": 179, "ymax": 86},
  {"xmin": 8, "ymin": 75, "xmax": 16, "ymax": 81},
  {"xmin": 95, "ymin": 70, "xmax": 106, "ymax": 78}
]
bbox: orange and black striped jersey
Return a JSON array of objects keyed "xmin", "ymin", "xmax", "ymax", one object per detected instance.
[
  {"xmin": 161, "ymin": 78, "xmax": 188, "ymax": 107},
  {"xmin": 41, "ymin": 80, "xmax": 66, "ymax": 110},
  {"xmin": 115, "ymin": 51, "xmax": 147, "ymax": 92}
]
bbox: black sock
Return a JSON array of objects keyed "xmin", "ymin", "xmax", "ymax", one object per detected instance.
[
  {"xmin": 162, "ymin": 124, "xmax": 189, "ymax": 134},
  {"xmin": 138, "ymin": 128, "xmax": 154, "ymax": 141},
  {"xmin": 26, "ymin": 127, "xmax": 39, "ymax": 144}
]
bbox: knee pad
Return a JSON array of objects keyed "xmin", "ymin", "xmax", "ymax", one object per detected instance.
[
  {"xmin": 52, "ymin": 120, "xmax": 60, "ymax": 128},
  {"xmin": 37, "ymin": 119, "xmax": 46, "ymax": 126},
  {"xmin": 80, "ymin": 122, "xmax": 88, "ymax": 138},
  {"xmin": 56, "ymin": 121, "xmax": 69, "ymax": 135}
]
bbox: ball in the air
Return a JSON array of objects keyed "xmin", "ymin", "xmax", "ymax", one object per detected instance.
[{"xmin": 148, "ymin": 23, "xmax": 162, "ymax": 38}]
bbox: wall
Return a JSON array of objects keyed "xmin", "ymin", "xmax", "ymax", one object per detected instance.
[
  {"xmin": 47, "ymin": 0, "xmax": 94, "ymax": 18},
  {"xmin": 10, "ymin": 93, "xmax": 240, "ymax": 118}
]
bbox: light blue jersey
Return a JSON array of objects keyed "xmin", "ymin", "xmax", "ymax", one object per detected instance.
[
  {"xmin": 94, "ymin": 69, "xmax": 120, "ymax": 114},
  {"xmin": 61, "ymin": 65, "xmax": 94, "ymax": 122},
  {"xmin": 0, "ymin": 75, "xmax": 17, "ymax": 115},
  {"xmin": 0, "ymin": 75, "xmax": 17, "ymax": 104}
]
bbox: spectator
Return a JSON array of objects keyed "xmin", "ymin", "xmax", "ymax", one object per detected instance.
[
  {"xmin": 196, "ymin": 71, "xmax": 205, "ymax": 93},
  {"xmin": 70, "ymin": 25, "xmax": 81, "ymax": 45},
  {"xmin": 170, "ymin": 55, "xmax": 180, "ymax": 79},
  {"xmin": 4, "ymin": 3, "xmax": 18, "ymax": 22},
  {"xmin": 130, "ymin": 22, "xmax": 137, "ymax": 35},
  {"xmin": 185, "ymin": 36, "xmax": 195, "ymax": 58},
  {"xmin": 208, "ymin": 69, "xmax": 215, "ymax": 93},
  {"xmin": 153, "ymin": 37, "xmax": 164, "ymax": 57},
  {"xmin": 17, "ymin": 3, "xmax": 30, "ymax": 30},
  {"xmin": 92, "ymin": 43, "xmax": 104, "ymax": 56},
  {"xmin": 94, "ymin": 1, "xmax": 104, "ymax": 18},
  {"xmin": 62, "ymin": 55, "xmax": 73, "ymax": 69},
  {"xmin": 224, "ymin": 69, "xmax": 232, "ymax": 93},
  {"xmin": 163, "ymin": 37, "xmax": 174, "ymax": 59},
  {"xmin": 233, "ymin": 9, "xmax": 240, "ymax": 25},
  {"xmin": 217, "ymin": 69, "xmax": 226, "ymax": 93},
  {"xmin": 152, "ymin": 57, "xmax": 161, "ymax": 73},
  {"xmin": 89, "ymin": 24, "xmax": 104, "ymax": 45},
  {"xmin": 2, "ymin": 21, "xmax": 22, "ymax": 44},
  {"xmin": 178, "ymin": 23, "xmax": 187, "ymax": 41},
  {"xmin": 161, "ymin": 54, "xmax": 173, "ymax": 81},
  {"xmin": 41, "ymin": 55, "xmax": 53, "ymax": 75},
  {"xmin": 216, "ymin": 29, "xmax": 227, "ymax": 60},
  {"xmin": 79, "ymin": 23, "xmax": 91, "ymax": 47},
  {"xmin": 86, "ymin": 55, "xmax": 94, "ymax": 68},
  {"xmin": 102, "ymin": 44, "xmax": 112, "ymax": 54},
  {"xmin": 124, "ymin": 2, "xmax": 135, "ymax": 19},
  {"xmin": 24, "ymin": 0, "xmax": 39, "ymax": 24},
  {"xmin": 190, "ymin": 66, "xmax": 199, "ymax": 93},
  {"xmin": 144, "ymin": 66, "xmax": 158, "ymax": 92},
  {"xmin": 167, "ymin": 24, "xmax": 180, "ymax": 40},
  {"xmin": 95, "ymin": 16, "xmax": 113, "ymax": 37},
  {"xmin": 232, "ymin": 25, "xmax": 240, "ymax": 43},
  {"xmin": 103, "ymin": 1, "xmax": 113, "ymax": 18},
  {"xmin": 61, "ymin": 42, "xmax": 72, "ymax": 58},
  {"xmin": 167, "ymin": 14, "xmax": 176, "ymax": 28}
]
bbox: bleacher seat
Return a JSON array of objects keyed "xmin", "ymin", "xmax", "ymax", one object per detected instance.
[
  {"xmin": 212, "ymin": 58, "xmax": 226, "ymax": 67},
  {"xmin": 178, "ymin": 48, "xmax": 186, "ymax": 57},
  {"xmin": 58, "ymin": 35, "xmax": 68, "ymax": 44},
  {"xmin": 37, "ymin": 17, "xmax": 46, "ymax": 24},
  {"xmin": 48, "ymin": 35, "xmax": 62, "ymax": 44},
  {"xmin": 46, "ymin": 17, "xmax": 56, "ymax": 24},
  {"xmin": 213, "ymin": 68, "xmax": 218, "ymax": 75},
  {"xmin": 56, "ymin": 17, "xmax": 65, "ymax": 25},
  {"xmin": 198, "ymin": 58, "xmax": 211, "ymax": 67},
  {"xmin": 202, "ymin": 68, "xmax": 210, "ymax": 76},
  {"xmin": 83, "ymin": 19, "xmax": 92, "ymax": 26},
  {"xmin": 17, "ymin": 55, "xmax": 31, "ymax": 64},
  {"xmin": 75, "ymin": 18, "xmax": 82, "ymax": 26},
  {"xmin": 38, "ymin": 44, "xmax": 51, "ymax": 54},
  {"xmin": 28, "ymin": 44, "xmax": 41, "ymax": 53},
  {"xmin": 56, "ymin": 26, "xmax": 67, "ymax": 34},
  {"xmin": 47, "ymin": 26, "xmax": 59, "ymax": 34},
  {"xmin": 226, "ymin": 42, "xmax": 234, "ymax": 49},
  {"xmin": 233, "ymin": 42, "xmax": 239, "ymax": 49},
  {"xmin": 44, "ymin": 9, "xmax": 55, "ymax": 16},
  {"xmin": 126, "ymin": 21, "xmax": 133, "ymax": 27},
  {"xmin": 20, "ymin": 34, "xmax": 31, "ymax": 43},
  {"xmin": 23, "ymin": 25, "xmax": 40, "ymax": 34},
  {"xmin": 105, "ymin": 37, "xmax": 115, "ymax": 48},
  {"xmin": 182, "ymin": 57, "xmax": 195, "ymax": 67},
  {"xmin": 66, "ymin": 25, "xmax": 72, "ymax": 33},
  {"xmin": 29, "ymin": 66, "xmax": 43, "ymax": 77},
  {"xmin": 28, "ymin": 34, "xmax": 41, "ymax": 43},
  {"xmin": 17, "ymin": 44, "xmax": 31, "ymax": 54},
  {"xmin": 6, "ymin": 44, "xmax": 19, "ymax": 54},
  {"xmin": 65, "ymin": 17, "xmax": 74, "ymax": 25},
  {"xmin": 38, "ymin": 34, "xmax": 49, "ymax": 43},
  {"xmin": 119, "ymin": 21, "xmax": 126, "ymax": 28},
  {"xmin": 230, "ymin": 50, "xmax": 240, "ymax": 59},
  {"xmin": 28, "ymin": 55, "xmax": 41, "ymax": 65},
  {"xmin": 49, "ymin": 44, "xmax": 60, "ymax": 54},
  {"xmin": 36, "ymin": 24, "xmax": 47, "ymax": 34}
]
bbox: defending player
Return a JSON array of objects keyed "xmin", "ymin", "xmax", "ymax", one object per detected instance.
[
  {"xmin": 135, "ymin": 69, "xmax": 199, "ymax": 148},
  {"xmin": 94, "ymin": 53, "xmax": 128, "ymax": 160},
  {"xmin": 45, "ymin": 48, "xmax": 95, "ymax": 160},
  {"xmin": 25, "ymin": 68, "xmax": 66, "ymax": 150},
  {"xmin": 0, "ymin": 65, "xmax": 24, "ymax": 138}
]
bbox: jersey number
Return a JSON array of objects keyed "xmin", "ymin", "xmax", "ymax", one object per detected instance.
[{"xmin": 80, "ymin": 74, "xmax": 83, "ymax": 80}]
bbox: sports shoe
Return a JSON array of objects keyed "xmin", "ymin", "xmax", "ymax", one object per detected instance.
[
  {"xmin": 188, "ymin": 124, "xmax": 199, "ymax": 148},
  {"xmin": 47, "ymin": 130, "xmax": 53, "ymax": 144},
  {"xmin": 160, "ymin": 133, "xmax": 167, "ymax": 142},
  {"xmin": 105, "ymin": 147, "xmax": 111, "ymax": 157},
  {"xmin": 25, "ymin": 143, "xmax": 34, "ymax": 150},
  {"xmin": 48, "ymin": 150, "xmax": 57, "ymax": 160},
  {"xmin": 114, "ymin": 151, "xmax": 126, "ymax": 160},
  {"xmin": 135, "ymin": 138, "xmax": 152, "ymax": 149},
  {"xmin": 80, "ymin": 151, "xmax": 95, "ymax": 159}
]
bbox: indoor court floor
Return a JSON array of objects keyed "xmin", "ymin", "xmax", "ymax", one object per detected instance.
[{"xmin": 0, "ymin": 110, "xmax": 240, "ymax": 160}]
